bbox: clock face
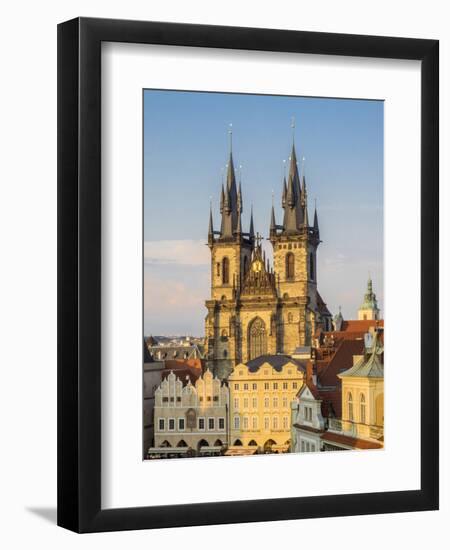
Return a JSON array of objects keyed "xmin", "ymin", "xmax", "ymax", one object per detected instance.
[{"xmin": 252, "ymin": 260, "xmax": 263, "ymax": 273}]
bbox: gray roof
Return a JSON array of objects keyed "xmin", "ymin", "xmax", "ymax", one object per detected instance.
[
  {"xmin": 339, "ymin": 335, "xmax": 384, "ymax": 379},
  {"xmin": 245, "ymin": 354, "xmax": 305, "ymax": 373},
  {"xmin": 148, "ymin": 345, "xmax": 202, "ymax": 360}
]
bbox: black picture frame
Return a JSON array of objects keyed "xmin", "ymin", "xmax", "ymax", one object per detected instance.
[{"xmin": 57, "ymin": 17, "xmax": 439, "ymax": 533}]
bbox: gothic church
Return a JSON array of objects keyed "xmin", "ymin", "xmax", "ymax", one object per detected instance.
[{"xmin": 205, "ymin": 136, "xmax": 332, "ymax": 379}]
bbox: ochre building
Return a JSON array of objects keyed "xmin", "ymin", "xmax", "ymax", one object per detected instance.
[
  {"xmin": 205, "ymin": 139, "xmax": 332, "ymax": 379},
  {"xmin": 228, "ymin": 355, "xmax": 305, "ymax": 453}
]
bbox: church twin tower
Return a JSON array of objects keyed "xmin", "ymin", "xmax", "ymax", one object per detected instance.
[{"xmin": 205, "ymin": 135, "xmax": 332, "ymax": 379}]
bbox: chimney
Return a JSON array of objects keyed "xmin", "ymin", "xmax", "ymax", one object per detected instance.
[{"xmin": 306, "ymin": 361, "xmax": 317, "ymax": 386}]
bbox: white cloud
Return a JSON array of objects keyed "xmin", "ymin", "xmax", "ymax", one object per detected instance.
[
  {"xmin": 144, "ymin": 240, "xmax": 209, "ymax": 266},
  {"xmin": 144, "ymin": 270, "xmax": 209, "ymax": 335}
]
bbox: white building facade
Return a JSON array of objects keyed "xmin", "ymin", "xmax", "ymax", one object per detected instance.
[
  {"xmin": 291, "ymin": 382, "xmax": 326, "ymax": 453},
  {"xmin": 149, "ymin": 369, "xmax": 229, "ymax": 457}
]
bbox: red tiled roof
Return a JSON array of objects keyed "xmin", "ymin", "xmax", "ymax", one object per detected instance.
[
  {"xmin": 318, "ymin": 389, "xmax": 342, "ymax": 419},
  {"xmin": 321, "ymin": 431, "xmax": 383, "ymax": 450},
  {"xmin": 318, "ymin": 339, "xmax": 365, "ymax": 387},
  {"xmin": 319, "ymin": 320, "xmax": 384, "ymax": 343},
  {"xmin": 162, "ymin": 359, "xmax": 202, "ymax": 385},
  {"xmin": 164, "ymin": 358, "xmax": 203, "ymax": 371},
  {"xmin": 341, "ymin": 319, "xmax": 384, "ymax": 332}
]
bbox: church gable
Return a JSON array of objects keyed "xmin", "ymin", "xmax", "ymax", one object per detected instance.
[
  {"xmin": 299, "ymin": 385, "xmax": 315, "ymax": 401},
  {"xmin": 241, "ymin": 241, "xmax": 277, "ymax": 298}
]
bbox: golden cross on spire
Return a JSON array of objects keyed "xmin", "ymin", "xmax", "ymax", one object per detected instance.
[
  {"xmin": 228, "ymin": 123, "xmax": 233, "ymax": 153},
  {"xmin": 291, "ymin": 116, "xmax": 296, "ymax": 144}
]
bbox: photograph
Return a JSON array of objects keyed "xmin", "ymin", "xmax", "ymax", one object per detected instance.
[{"xmin": 143, "ymin": 90, "xmax": 384, "ymax": 460}]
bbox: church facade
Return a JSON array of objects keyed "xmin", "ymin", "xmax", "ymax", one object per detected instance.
[{"xmin": 205, "ymin": 139, "xmax": 333, "ymax": 379}]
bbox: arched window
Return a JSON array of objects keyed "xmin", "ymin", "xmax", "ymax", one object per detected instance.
[
  {"xmin": 376, "ymin": 394, "xmax": 384, "ymax": 426},
  {"xmin": 348, "ymin": 392, "xmax": 354, "ymax": 421},
  {"xmin": 309, "ymin": 252, "xmax": 314, "ymax": 280},
  {"xmin": 248, "ymin": 317, "xmax": 267, "ymax": 360},
  {"xmin": 360, "ymin": 393, "xmax": 366, "ymax": 424},
  {"xmin": 243, "ymin": 256, "xmax": 249, "ymax": 276},
  {"xmin": 286, "ymin": 252, "xmax": 295, "ymax": 280},
  {"xmin": 222, "ymin": 257, "xmax": 229, "ymax": 284}
]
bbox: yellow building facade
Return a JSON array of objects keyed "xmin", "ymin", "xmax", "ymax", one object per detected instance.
[
  {"xmin": 228, "ymin": 356, "xmax": 305, "ymax": 453},
  {"xmin": 338, "ymin": 332, "xmax": 384, "ymax": 443}
]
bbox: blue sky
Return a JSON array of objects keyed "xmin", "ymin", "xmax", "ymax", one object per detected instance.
[{"xmin": 144, "ymin": 90, "xmax": 383, "ymax": 336}]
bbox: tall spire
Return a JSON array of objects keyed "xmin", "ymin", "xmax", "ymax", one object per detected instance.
[
  {"xmin": 234, "ymin": 167, "xmax": 243, "ymax": 238},
  {"xmin": 235, "ymin": 209, "xmax": 242, "ymax": 235},
  {"xmin": 270, "ymin": 204, "xmax": 276, "ymax": 237},
  {"xmin": 282, "ymin": 142, "xmax": 303, "ymax": 233},
  {"xmin": 219, "ymin": 125, "xmax": 239, "ymax": 239},
  {"xmin": 249, "ymin": 205, "xmax": 255, "ymax": 242},
  {"xmin": 313, "ymin": 198, "xmax": 320, "ymax": 238},
  {"xmin": 300, "ymin": 156, "xmax": 308, "ymax": 226},
  {"xmin": 281, "ymin": 176, "xmax": 287, "ymax": 209},
  {"xmin": 208, "ymin": 201, "xmax": 214, "ymax": 245},
  {"xmin": 237, "ymin": 180, "xmax": 243, "ymax": 213},
  {"xmin": 304, "ymin": 200, "xmax": 309, "ymax": 227},
  {"xmin": 302, "ymin": 167, "xmax": 309, "ymax": 227},
  {"xmin": 219, "ymin": 183, "xmax": 224, "ymax": 214}
]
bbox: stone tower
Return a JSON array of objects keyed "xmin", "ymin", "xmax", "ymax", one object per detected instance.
[
  {"xmin": 269, "ymin": 143, "xmax": 329, "ymax": 348},
  {"xmin": 358, "ymin": 277, "xmax": 380, "ymax": 320},
  {"xmin": 205, "ymin": 134, "xmax": 332, "ymax": 380},
  {"xmin": 205, "ymin": 144, "xmax": 254, "ymax": 379}
]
